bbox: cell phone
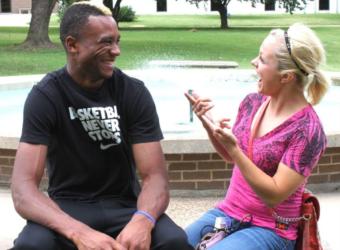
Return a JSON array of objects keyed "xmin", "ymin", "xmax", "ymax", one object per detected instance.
[{"xmin": 185, "ymin": 89, "xmax": 196, "ymax": 105}]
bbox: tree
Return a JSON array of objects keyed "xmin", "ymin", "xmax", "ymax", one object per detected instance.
[
  {"xmin": 57, "ymin": 0, "xmax": 76, "ymax": 22},
  {"xmin": 184, "ymin": 0, "xmax": 307, "ymax": 29},
  {"xmin": 21, "ymin": 0, "xmax": 122, "ymax": 49},
  {"xmin": 21, "ymin": 0, "xmax": 58, "ymax": 49},
  {"xmin": 103, "ymin": 0, "xmax": 123, "ymax": 24}
]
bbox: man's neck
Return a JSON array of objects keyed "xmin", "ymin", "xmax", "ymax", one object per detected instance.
[{"xmin": 66, "ymin": 64, "xmax": 104, "ymax": 90}]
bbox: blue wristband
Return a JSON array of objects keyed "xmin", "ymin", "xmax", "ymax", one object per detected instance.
[{"xmin": 134, "ymin": 210, "xmax": 156, "ymax": 225}]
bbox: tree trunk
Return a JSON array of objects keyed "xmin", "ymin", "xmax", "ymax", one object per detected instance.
[
  {"xmin": 217, "ymin": 2, "xmax": 228, "ymax": 29},
  {"xmin": 21, "ymin": 0, "xmax": 57, "ymax": 49},
  {"xmin": 218, "ymin": 8, "xmax": 228, "ymax": 29},
  {"xmin": 103, "ymin": 0, "xmax": 122, "ymax": 24},
  {"xmin": 103, "ymin": 0, "xmax": 114, "ymax": 13},
  {"xmin": 112, "ymin": 0, "xmax": 122, "ymax": 22}
]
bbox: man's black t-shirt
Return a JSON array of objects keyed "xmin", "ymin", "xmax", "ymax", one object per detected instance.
[{"xmin": 20, "ymin": 67, "xmax": 163, "ymax": 201}]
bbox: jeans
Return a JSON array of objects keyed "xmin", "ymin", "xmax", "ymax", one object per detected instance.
[{"xmin": 185, "ymin": 208, "xmax": 295, "ymax": 250}]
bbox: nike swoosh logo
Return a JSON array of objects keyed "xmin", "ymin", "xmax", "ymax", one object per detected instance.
[{"xmin": 100, "ymin": 143, "xmax": 118, "ymax": 150}]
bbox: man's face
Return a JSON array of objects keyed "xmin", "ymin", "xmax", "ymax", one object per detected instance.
[{"xmin": 74, "ymin": 15, "xmax": 120, "ymax": 81}]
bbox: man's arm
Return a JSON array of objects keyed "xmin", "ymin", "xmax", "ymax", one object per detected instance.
[
  {"xmin": 117, "ymin": 141, "xmax": 168, "ymax": 250},
  {"xmin": 133, "ymin": 141, "xmax": 169, "ymax": 218},
  {"xmin": 11, "ymin": 142, "xmax": 125, "ymax": 250}
]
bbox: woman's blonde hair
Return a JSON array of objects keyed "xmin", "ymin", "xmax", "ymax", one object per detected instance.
[{"xmin": 270, "ymin": 23, "xmax": 328, "ymax": 105}]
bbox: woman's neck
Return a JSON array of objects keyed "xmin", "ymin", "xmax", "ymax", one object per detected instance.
[{"xmin": 268, "ymin": 86, "xmax": 308, "ymax": 117}]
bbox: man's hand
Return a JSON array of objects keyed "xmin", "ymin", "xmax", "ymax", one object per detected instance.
[
  {"xmin": 116, "ymin": 214, "xmax": 153, "ymax": 250},
  {"xmin": 72, "ymin": 226, "xmax": 126, "ymax": 250}
]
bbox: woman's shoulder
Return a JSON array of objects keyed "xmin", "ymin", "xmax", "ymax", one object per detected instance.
[
  {"xmin": 238, "ymin": 92, "xmax": 267, "ymax": 112},
  {"xmin": 243, "ymin": 92, "xmax": 266, "ymax": 104},
  {"xmin": 287, "ymin": 105, "xmax": 327, "ymax": 153},
  {"xmin": 294, "ymin": 104, "xmax": 324, "ymax": 131}
]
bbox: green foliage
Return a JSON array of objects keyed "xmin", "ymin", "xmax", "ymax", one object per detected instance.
[
  {"xmin": 256, "ymin": 0, "xmax": 307, "ymax": 14},
  {"xmin": 117, "ymin": 6, "xmax": 136, "ymax": 22},
  {"xmin": 186, "ymin": 0, "xmax": 307, "ymax": 13},
  {"xmin": 181, "ymin": 0, "xmax": 307, "ymax": 28},
  {"xmin": 57, "ymin": 0, "xmax": 78, "ymax": 22}
]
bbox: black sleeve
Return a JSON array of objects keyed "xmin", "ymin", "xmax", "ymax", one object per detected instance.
[
  {"xmin": 126, "ymin": 84, "xmax": 163, "ymax": 144},
  {"xmin": 20, "ymin": 86, "xmax": 56, "ymax": 145}
]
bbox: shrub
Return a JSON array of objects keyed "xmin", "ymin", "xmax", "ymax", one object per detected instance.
[{"xmin": 117, "ymin": 6, "xmax": 136, "ymax": 22}]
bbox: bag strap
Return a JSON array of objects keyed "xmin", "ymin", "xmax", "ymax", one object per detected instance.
[
  {"xmin": 302, "ymin": 190, "xmax": 320, "ymax": 220},
  {"xmin": 248, "ymin": 97, "xmax": 271, "ymax": 160}
]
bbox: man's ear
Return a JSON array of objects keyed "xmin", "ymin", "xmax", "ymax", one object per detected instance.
[
  {"xmin": 280, "ymin": 72, "xmax": 296, "ymax": 84},
  {"xmin": 65, "ymin": 36, "xmax": 78, "ymax": 54}
]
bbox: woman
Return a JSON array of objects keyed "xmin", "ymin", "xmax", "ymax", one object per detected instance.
[{"xmin": 184, "ymin": 23, "xmax": 328, "ymax": 250}]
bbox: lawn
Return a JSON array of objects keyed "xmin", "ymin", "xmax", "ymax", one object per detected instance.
[{"xmin": 0, "ymin": 14, "xmax": 340, "ymax": 76}]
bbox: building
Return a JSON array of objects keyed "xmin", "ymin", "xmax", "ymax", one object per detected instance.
[
  {"xmin": 0, "ymin": 0, "xmax": 32, "ymax": 14},
  {"xmin": 121, "ymin": 0, "xmax": 338, "ymax": 15},
  {"xmin": 0, "ymin": 0, "xmax": 340, "ymax": 15},
  {"xmin": 0, "ymin": 0, "xmax": 58, "ymax": 14}
]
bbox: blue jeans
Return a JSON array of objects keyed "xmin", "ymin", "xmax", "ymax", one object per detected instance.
[{"xmin": 185, "ymin": 208, "xmax": 295, "ymax": 250}]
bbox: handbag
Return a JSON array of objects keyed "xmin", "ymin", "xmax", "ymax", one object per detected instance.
[
  {"xmin": 248, "ymin": 97, "xmax": 323, "ymax": 250},
  {"xmin": 295, "ymin": 190, "xmax": 323, "ymax": 250}
]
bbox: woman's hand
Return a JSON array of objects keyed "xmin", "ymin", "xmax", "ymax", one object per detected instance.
[
  {"xmin": 213, "ymin": 125, "xmax": 238, "ymax": 152},
  {"xmin": 184, "ymin": 91, "xmax": 215, "ymax": 130},
  {"xmin": 207, "ymin": 117, "xmax": 238, "ymax": 156},
  {"xmin": 184, "ymin": 90, "xmax": 236, "ymax": 162}
]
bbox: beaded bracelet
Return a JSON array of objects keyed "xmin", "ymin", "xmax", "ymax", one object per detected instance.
[{"xmin": 134, "ymin": 210, "xmax": 156, "ymax": 225}]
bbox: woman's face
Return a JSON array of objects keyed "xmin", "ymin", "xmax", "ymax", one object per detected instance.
[{"xmin": 251, "ymin": 35, "xmax": 283, "ymax": 96}]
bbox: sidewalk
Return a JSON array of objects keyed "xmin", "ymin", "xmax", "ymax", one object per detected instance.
[{"xmin": 1, "ymin": 188, "xmax": 340, "ymax": 250}]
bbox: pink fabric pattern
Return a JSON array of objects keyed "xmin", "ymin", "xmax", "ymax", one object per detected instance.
[{"xmin": 217, "ymin": 93, "xmax": 327, "ymax": 240}]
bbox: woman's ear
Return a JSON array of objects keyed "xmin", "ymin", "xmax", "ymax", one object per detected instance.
[{"xmin": 280, "ymin": 72, "xmax": 296, "ymax": 84}]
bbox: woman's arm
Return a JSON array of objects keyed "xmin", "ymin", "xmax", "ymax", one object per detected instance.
[
  {"xmin": 213, "ymin": 127, "xmax": 305, "ymax": 207},
  {"xmin": 184, "ymin": 92, "xmax": 233, "ymax": 162}
]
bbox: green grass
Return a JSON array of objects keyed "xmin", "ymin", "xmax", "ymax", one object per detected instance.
[{"xmin": 1, "ymin": 14, "xmax": 340, "ymax": 76}]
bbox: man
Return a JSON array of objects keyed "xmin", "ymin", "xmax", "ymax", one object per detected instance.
[{"xmin": 11, "ymin": 2, "xmax": 193, "ymax": 250}]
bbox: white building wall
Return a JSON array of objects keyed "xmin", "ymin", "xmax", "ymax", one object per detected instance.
[
  {"xmin": 167, "ymin": 0, "xmax": 209, "ymax": 14},
  {"xmin": 330, "ymin": 0, "xmax": 340, "ymax": 13},
  {"xmin": 121, "ymin": 0, "xmax": 156, "ymax": 15},
  {"xmin": 121, "ymin": 0, "xmax": 211, "ymax": 14},
  {"xmin": 119, "ymin": 0, "xmax": 340, "ymax": 15}
]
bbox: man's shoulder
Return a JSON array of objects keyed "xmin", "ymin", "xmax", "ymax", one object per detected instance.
[
  {"xmin": 36, "ymin": 67, "xmax": 65, "ymax": 91},
  {"xmin": 112, "ymin": 68, "xmax": 145, "ymax": 88}
]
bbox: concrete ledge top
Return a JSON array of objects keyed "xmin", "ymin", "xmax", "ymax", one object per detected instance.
[
  {"xmin": 148, "ymin": 60, "xmax": 239, "ymax": 69},
  {"xmin": 1, "ymin": 133, "xmax": 340, "ymax": 153},
  {"xmin": 331, "ymin": 75, "xmax": 340, "ymax": 86},
  {"xmin": 0, "ymin": 74, "xmax": 44, "ymax": 92}
]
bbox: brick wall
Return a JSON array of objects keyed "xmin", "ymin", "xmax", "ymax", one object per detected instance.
[
  {"xmin": 1, "ymin": 147, "xmax": 340, "ymax": 190},
  {"xmin": 166, "ymin": 148, "xmax": 340, "ymax": 190},
  {"xmin": 0, "ymin": 148, "xmax": 48, "ymax": 189},
  {"xmin": 11, "ymin": 0, "xmax": 31, "ymax": 14}
]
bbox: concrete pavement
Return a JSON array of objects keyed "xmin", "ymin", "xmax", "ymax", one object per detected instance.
[{"xmin": 1, "ymin": 188, "xmax": 340, "ymax": 250}]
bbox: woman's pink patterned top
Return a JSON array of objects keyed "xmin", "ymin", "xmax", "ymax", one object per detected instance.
[{"xmin": 217, "ymin": 93, "xmax": 327, "ymax": 240}]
